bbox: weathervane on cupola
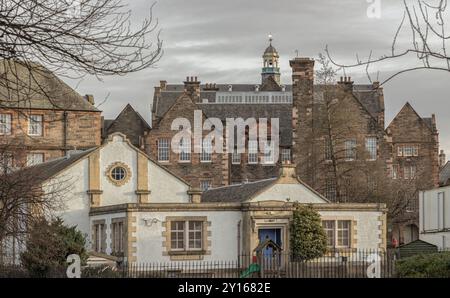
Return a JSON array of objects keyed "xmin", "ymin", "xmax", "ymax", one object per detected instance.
[{"xmin": 261, "ymin": 33, "xmax": 281, "ymax": 84}]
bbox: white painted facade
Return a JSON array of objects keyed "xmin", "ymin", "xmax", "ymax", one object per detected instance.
[
  {"xmin": 419, "ymin": 185, "xmax": 450, "ymax": 249},
  {"xmin": 12, "ymin": 133, "xmax": 386, "ymax": 264}
]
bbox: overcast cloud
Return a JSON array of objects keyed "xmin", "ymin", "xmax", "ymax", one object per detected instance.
[{"xmin": 67, "ymin": 0, "xmax": 450, "ymax": 157}]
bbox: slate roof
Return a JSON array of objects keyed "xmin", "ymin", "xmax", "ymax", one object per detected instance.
[
  {"xmin": 440, "ymin": 161, "xmax": 450, "ymax": 186},
  {"xmin": 0, "ymin": 60, "xmax": 99, "ymax": 111},
  {"xmin": 152, "ymin": 83, "xmax": 382, "ymax": 146},
  {"xmin": 201, "ymin": 178, "xmax": 277, "ymax": 202},
  {"xmin": 13, "ymin": 148, "xmax": 96, "ymax": 183},
  {"xmin": 103, "ymin": 104, "xmax": 151, "ymax": 147}
]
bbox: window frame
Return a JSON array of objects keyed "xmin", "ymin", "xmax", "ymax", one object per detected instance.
[
  {"xmin": 111, "ymin": 218, "xmax": 125, "ymax": 256},
  {"xmin": 261, "ymin": 141, "xmax": 275, "ymax": 164},
  {"xmin": 322, "ymin": 220, "xmax": 352, "ymax": 249},
  {"xmin": 200, "ymin": 179, "xmax": 212, "ymax": 191},
  {"xmin": 26, "ymin": 152, "xmax": 44, "ymax": 166},
  {"xmin": 248, "ymin": 140, "xmax": 258, "ymax": 164},
  {"xmin": 231, "ymin": 150, "xmax": 241, "ymax": 165},
  {"xmin": 169, "ymin": 220, "xmax": 204, "ymax": 252},
  {"xmin": 28, "ymin": 114, "xmax": 43, "ymax": 136},
  {"xmin": 157, "ymin": 138, "xmax": 170, "ymax": 162},
  {"xmin": 0, "ymin": 113, "xmax": 12, "ymax": 135},
  {"xmin": 281, "ymin": 148, "xmax": 291, "ymax": 163},
  {"xmin": 325, "ymin": 178, "xmax": 337, "ymax": 201},
  {"xmin": 200, "ymin": 139, "xmax": 212, "ymax": 163},
  {"xmin": 92, "ymin": 221, "xmax": 106, "ymax": 253},
  {"xmin": 179, "ymin": 138, "xmax": 191, "ymax": 163},
  {"xmin": 365, "ymin": 137, "xmax": 377, "ymax": 161}
]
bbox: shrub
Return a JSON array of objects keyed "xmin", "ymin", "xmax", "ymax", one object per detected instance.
[
  {"xmin": 396, "ymin": 252, "xmax": 450, "ymax": 278},
  {"xmin": 20, "ymin": 217, "xmax": 88, "ymax": 278},
  {"xmin": 290, "ymin": 203, "xmax": 327, "ymax": 260}
]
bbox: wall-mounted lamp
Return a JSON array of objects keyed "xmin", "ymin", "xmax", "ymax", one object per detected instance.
[{"xmin": 142, "ymin": 218, "xmax": 160, "ymax": 227}]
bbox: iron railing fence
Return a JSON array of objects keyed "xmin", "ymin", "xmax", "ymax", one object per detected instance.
[
  {"xmin": 2, "ymin": 248, "xmax": 450, "ymax": 278},
  {"xmin": 119, "ymin": 249, "xmax": 397, "ymax": 278}
]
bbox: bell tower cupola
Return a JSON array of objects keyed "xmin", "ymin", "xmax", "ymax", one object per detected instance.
[{"xmin": 261, "ymin": 34, "xmax": 281, "ymax": 84}]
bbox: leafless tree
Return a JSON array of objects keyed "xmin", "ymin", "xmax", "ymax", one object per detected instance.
[
  {"xmin": 326, "ymin": 0, "xmax": 450, "ymax": 85},
  {"xmin": 0, "ymin": 0, "xmax": 162, "ymax": 110},
  {"xmin": 312, "ymin": 54, "xmax": 373, "ymax": 202},
  {"xmin": 0, "ymin": 140, "xmax": 69, "ymax": 264}
]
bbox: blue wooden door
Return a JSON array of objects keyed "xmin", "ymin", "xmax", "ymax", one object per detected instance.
[{"xmin": 258, "ymin": 228, "xmax": 282, "ymax": 256}]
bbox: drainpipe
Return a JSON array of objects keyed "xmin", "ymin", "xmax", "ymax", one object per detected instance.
[
  {"xmin": 237, "ymin": 220, "xmax": 241, "ymax": 266},
  {"xmin": 63, "ymin": 111, "xmax": 68, "ymax": 155}
]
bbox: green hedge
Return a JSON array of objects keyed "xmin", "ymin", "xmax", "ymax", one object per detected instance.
[{"xmin": 396, "ymin": 252, "xmax": 450, "ymax": 278}]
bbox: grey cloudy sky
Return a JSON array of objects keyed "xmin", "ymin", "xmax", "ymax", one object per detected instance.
[{"xmin": 68, "ymin": 0, "xmax": 450, "ymax": 156}]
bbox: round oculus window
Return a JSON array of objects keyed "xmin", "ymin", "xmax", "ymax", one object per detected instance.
[
  {"xmin": 106, "ymin": 162, "xmax": 131, "ymax": 186},
  {"xmin": 111, "ymin": 166, "xmax": 126, "ymax": 181}
]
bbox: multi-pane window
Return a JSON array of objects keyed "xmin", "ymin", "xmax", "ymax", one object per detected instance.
[
  {"xmin": 322, "ymin": 220, "xmax": 335, "ymax": 247},
  {"xmin": 322, "ymin": 220, "xmax": 351, "ymax": 248},
  {"xmin": 200, "ymin": 180, "xmax": 212, "ymax": 191},
  {"xmin": 200, "ymin": 139, "xmax": 212, "ymax": 162},
  {"xmin": 26, "ymin": 153, "xmax": 44, "ymax": 166},
  {"xmin": 93, "ymin": 222, "xmax": 106, "ymax": 253},
  {"xmin": 157, "ymin": 138, "xmax": 170, "ymax": 162},
  {"xmin": 281, "ymin": 148, "xmax": 291, "ymax": 163},
  {"xmin": 262, "ymin": 142, "xmax": 274, "ymax": 164},
  {"xmin": 325, "ymin": 178, "xmax": 336, "ymax": 201},
  {"xmin": 337, "ymin": 221, "xmax": 351, "ymax": 247},
  {"xmin": 398, "ymin": 145, "xmax": 419, "ymax": 157},
  {"xmin": 179, "ymin": 138, "xmax": 191, "ymax": 162},
  {"xmin": 232, "ymin": 150, "xmax": 241, "ymax": 164},
  {"xmin": 111, "ymin": 220, "xmax": 125, "ymax": 255},
  {"xmin": 0, "ymin": 114, "xmax": 12, "ymax": 135},
  {"xmin": 248, "ymin": 140, "xmax": 258, "ymax": 164},
  {"xmin": 345, "ymin": 139, "xmax": 356, "ymax": 161},
  {"xmin": 170, "ymin": 220, "xmax": 203, "ymax": 251},
  {"xmin": 170, "ymin": 221, "xmax": 185, "ymax": 250},
  {"xmin": 188, "ymin": 221, "xmax": 203, "ymax": 250},
  {"xmin": 404, "ymin": 165, "xmax": 416, "ymax": 179},
  {"xmin": 324, "ymin": 138, "xmax": 332, "ymax": 161},
  {"xmin": 365, "ymin": 137, "xmax": 377, "ymax": 160},
  {"xmin": 28, "ymin": 115, "xmax": 43, "ymax": 136}
]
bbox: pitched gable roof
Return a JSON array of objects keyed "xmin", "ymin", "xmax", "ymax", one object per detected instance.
[
  {"xmin": 202, "ymin": 178, "xmax": 278, "ymax": 202},
  {"xmin": 387, "ymin": 102, "xmax": 434, "ymax": 133},
  {"xmin": 202, "ymin": 165, "xmax": 330, "ymax": 203},
  {"xmin": 13, "ymin": 148, "xmax": 96, "ymax": 184},
  {"xmin": 104, "ymin": 104, "xmax": 151, "ymax": 146},
  {"xmin": 0, "ymin": 60, "xmax": 99, "ymax": 111},
  {"xmin": 13, "ymin": 133, "xmax": 191, "ymax": 186}
]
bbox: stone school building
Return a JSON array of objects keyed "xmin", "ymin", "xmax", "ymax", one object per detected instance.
[{"xmin": 1, "ymin": 133, "xmax": 386, "ymax": 264}]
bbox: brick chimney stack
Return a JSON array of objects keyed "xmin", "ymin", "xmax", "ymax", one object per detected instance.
[
  {"xmin": 290, "ymin": 57, "xmax": 315, "ymax": 186},
  {"xmin": 184, "ymin": 76, "xmax": 201, "ymax": 102}
]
